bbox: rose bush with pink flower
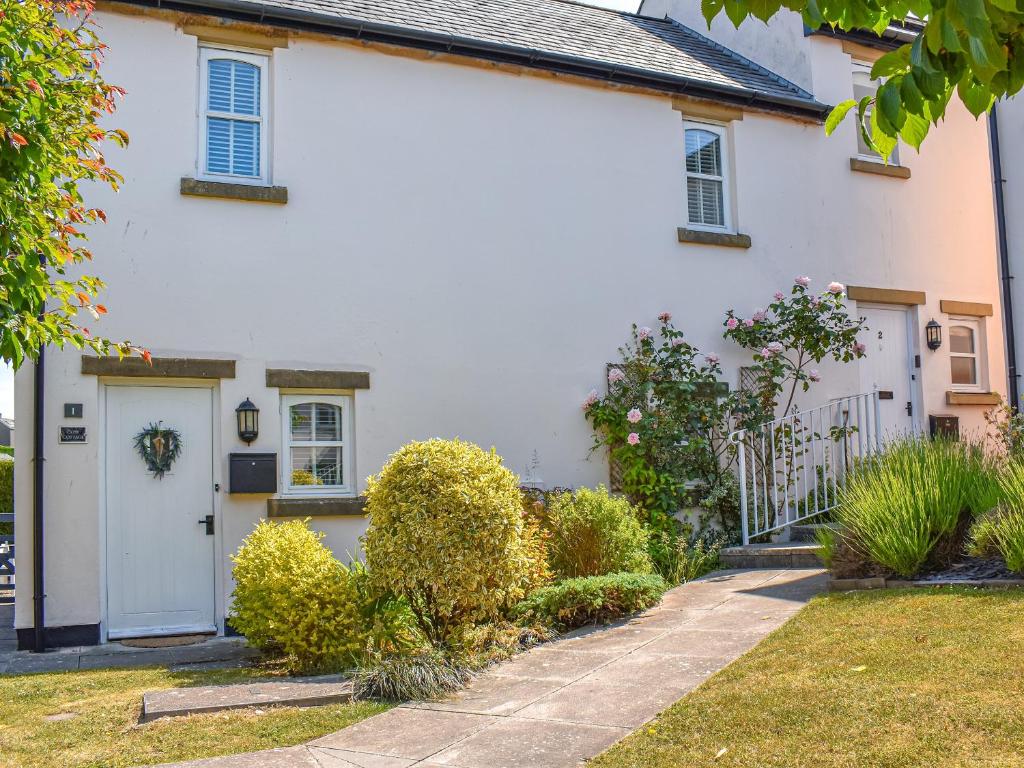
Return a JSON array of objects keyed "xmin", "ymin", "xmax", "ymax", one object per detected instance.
[
  {"xmin": 723, "ymin": 279, "xmax": 866, "ymax": 427},
  {"xmin": 583, "ymin": 316, "xmax": 735, "ymax": 535}
]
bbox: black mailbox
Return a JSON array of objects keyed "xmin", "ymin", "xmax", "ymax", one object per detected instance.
[
  {"xmin": 229, "ymin": 453, "xmax": 278, "ymax": 494},
  {"xmin": 929, "ymin": 414, "xmax": 960, "ymax": 440}
]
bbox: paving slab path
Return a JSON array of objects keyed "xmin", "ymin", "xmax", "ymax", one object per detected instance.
[{"xmin": 154, "ymin": 568, "xmax": 825, "ymax": 768}]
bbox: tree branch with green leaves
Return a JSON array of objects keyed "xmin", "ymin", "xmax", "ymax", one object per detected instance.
[{"xmin": 702, "ymin": 0, "xmax": 1019, "ymax": 154}]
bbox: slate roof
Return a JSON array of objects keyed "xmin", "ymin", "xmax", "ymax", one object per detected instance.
[{"xmin": 141, "ymin": 0, "xmax": 827, "ymax": 117}]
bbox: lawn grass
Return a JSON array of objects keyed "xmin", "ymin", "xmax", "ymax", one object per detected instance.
[
  {"xmin": 0, "ymin": 664, "xmax": 388, "ymax": 767},
  {"xmin": 592, "ymin": 588, "xmax": 1024, "ymax": 768}
]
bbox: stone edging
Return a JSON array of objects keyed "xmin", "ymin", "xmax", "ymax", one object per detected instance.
[{"xmin": 829, "ymin": 576, "xmax": 1024, "ymax": 591}]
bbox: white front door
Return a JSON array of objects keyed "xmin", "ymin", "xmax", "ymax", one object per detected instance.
[
  {"xmin": 858, "ymin": 305, "xmax": 916, "ymax": 436},
  {"xmin": 105, "ymin": 385, "xmax": 216, "ymax": 638}
]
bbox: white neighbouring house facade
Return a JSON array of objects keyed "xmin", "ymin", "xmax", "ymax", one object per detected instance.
[{"xmin": 14, "ymin": 0, "xmax": 1008, "ymax": 647}]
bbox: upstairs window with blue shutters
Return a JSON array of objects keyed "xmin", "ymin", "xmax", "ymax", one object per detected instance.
[
  {"xmin": 201, "ymin": 49, "xmax": 267, "ymax": 181},
  {"xmin": 683, "ymin": 122, "xmax": 731, "ymax": 231}
]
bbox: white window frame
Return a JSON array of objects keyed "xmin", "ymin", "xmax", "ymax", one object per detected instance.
[
  {"xmin": 280, "ymin": 394, "xmax": 354, "ymax": 497},
  {"xmin": 198, "ymin": 45, "xmax": 270, "ymax": 185},
  {"xmin": 683, "ymin": 120, "xmax": 733, "ymax": 233},
  {"xmin": 852, "ymin": 61, "xmax": 901, "ymax": 166},
  {"xmin": 948, "ymin": 316, "xmax": 987, "ymax": 393}
]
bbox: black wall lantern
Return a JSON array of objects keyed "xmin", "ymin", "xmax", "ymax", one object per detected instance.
[
  {"xmin": 236, "ymin": 397, "xmax": 259, "ymax": 444},
  {"xmin": 926, "ymin": 319, "xmax": 943, "ymax": 351}
]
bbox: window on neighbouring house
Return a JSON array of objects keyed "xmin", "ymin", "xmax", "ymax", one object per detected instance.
[
  {"xmin": 852, "ymin": 62, "xmax": 900, "ymax": 165},
  {"xmin": 949, "ymin": 319, "xmax": 984, "ymax": 391},
  {"xmin": 684, "ymin": 122, "xmax": 730, "ymax": 230},
  {"xmin": 281, "ymin": 394, "xmax": 353, "ymax": 495},
  {"xmin": 199, "ymin": 47, "xmax": 268, "ymax": 183}
]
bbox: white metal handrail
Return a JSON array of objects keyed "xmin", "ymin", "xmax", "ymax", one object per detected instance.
[{"xmin": 729, "ymin": 392, "xmax": 882, "ymax": 545}]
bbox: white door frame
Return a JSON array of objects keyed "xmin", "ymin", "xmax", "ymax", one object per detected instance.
[
  {"xmin": 859, "ymin": 302, "xmax": 923, "ymax": 435},
  {"xmin": 98, "ymin": 378, "xmax": 224, "ymax": 642}
]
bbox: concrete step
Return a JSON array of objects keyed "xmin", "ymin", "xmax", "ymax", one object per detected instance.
[
  {"xmin": 720, "ymin": 542, "xmax": 824, "ymax": 569},
  {"xmin": 141, "ymin": 674, "xmax": 353, "ymax": 722},
  {"xmin": 789, "ymin": 522, "xmax": 842, "ymax": 543}
]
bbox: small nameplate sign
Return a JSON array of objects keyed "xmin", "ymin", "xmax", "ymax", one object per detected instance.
[{"xmin": 59, "ymin": 426, "xmax": 87, "ymax": 444}]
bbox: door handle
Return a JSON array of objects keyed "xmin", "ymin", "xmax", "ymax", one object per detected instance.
[
  {"xmin": 906, "ymin": 401, "xmax": 913, "ymax": 417},
  {"xmin": 197, "ymin": 515, "xmax": 214, "ymax": 535}
]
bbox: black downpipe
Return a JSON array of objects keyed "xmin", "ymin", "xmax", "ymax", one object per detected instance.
[
  {"xmin": 32, "ymin": 345, "xmax": 45, "ymax": 653},
  {"xmin": 990, "ymin": 104, "xmax": 1020, "ymax": 410}
]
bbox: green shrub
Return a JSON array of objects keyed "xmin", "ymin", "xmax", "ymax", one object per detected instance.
[
  {"xmin": 835, "ymin": 438, "xmax": 997, "ymax": 578},
  {"xmin": 351, "ymin": 650, "xmax": 473, "ymax": 702},
  {"xmin": 513, "ymin": 572, "xmax": 667, "ymax": 629},
  {"xmin": 969, "ymin": 461, "xmax": 1024, "ymax": 573},
  {"xmin": 545, "ymin": 486, "xmax": 652, "ymax": 578},
  {"xmin": 363, "ymin": 439, "xmax": 533, "ymax": 642},
  {"xmin": 230, "ymin": 519, "xmax": 367, "ymax": 674}
]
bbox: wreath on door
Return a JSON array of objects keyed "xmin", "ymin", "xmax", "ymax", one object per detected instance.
[{"xmin": 133, "ymin": 422, "xmax": 183, "ymax": 479}]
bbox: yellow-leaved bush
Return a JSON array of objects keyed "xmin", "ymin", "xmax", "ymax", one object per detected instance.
[
  {"xmin": 363, "ymin": 439, "xmax": 533, "ymax": 641},
  {"xmin": 230, "ymin": 519, "xmax": 367, "ymax": 674}
]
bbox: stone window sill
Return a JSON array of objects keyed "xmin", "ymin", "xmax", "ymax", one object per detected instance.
[
  {"xmin": 849, "ymin": 158, "xmax": 911, "ymax": 179},
  {"xmin": 267, "ymin": 496, "xmax": 366, "ymax": 518},
  {"xmin": 677, "ymin": 228, "xmax": 752, "ymax": 249},
  {"xmin": 180, "ymin": 177, "xmax": 288, "ymax": 204},
  {"xmin": 946, "ymin": 391, "xmax": 1001, "ymax": 406}
]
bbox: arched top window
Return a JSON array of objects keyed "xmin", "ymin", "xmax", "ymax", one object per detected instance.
[
  {"xmin": 949, "ymin": 319, "xmax": 983, "ymax": 392},
  {"xmin": 282, "ymin": 395, "xmax": 352, "ymax": 495},
  {"xmin": 199, "ymin": 48, "xmax": 268, "ymax": 183},
  {"xmin": 684, "ymin": 122, "xmax": 730, "ymax": 231}
]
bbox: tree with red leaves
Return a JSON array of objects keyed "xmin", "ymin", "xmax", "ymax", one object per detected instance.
[{"xmin": 0, "ymin": 0, "xmax": 146, "ymax": 368}]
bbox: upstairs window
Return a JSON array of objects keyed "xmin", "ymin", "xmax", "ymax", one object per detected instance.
[
  {"xmin": 684, "ymin": 122, "xmax": 730, "ymax": 231},
  {"xmin": 199, "ymin": 47, "xmax": 268, "ymax": 183},
  {"xmin": 852, "ymin": 62, "xmax": 900, "ymax": 165},
  {"xmin": 949, "ymin": 319, "xmax": 984, "ymax": 392},
  {"xmin": 281, "ymin": 395, "xmax": 353, "ymax": 495}
]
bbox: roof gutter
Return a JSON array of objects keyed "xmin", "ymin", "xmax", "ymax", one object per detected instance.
[{"xmin": 132, "ymin": 0, "xmax": 828, "ymax": 120}]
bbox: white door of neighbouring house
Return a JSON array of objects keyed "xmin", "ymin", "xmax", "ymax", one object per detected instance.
[
  {"xmin": 105, "ymin": 385, "xmax": 216, "ymax": 638},
  {"xmin": 858, "ymin": 305, "xmax": 916, "ymax": 436}
]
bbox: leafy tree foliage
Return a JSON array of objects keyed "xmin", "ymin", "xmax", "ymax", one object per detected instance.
[
  {"xmin": 702, "ymin": 0, "xmax": 1017, "ymax": 154},
  {"xmin": 0, "ymin": 0, "xmax": 144, "ymax": 368}
]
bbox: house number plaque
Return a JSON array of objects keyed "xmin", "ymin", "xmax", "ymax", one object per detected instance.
[{"xmin": 59, "ymin": 426, "xmax": 87, "ymax": 444}]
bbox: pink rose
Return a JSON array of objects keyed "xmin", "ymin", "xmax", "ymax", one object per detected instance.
[
  {"xmin": 582, "ymin": 390, "xmax": 599, "ymax": 409},
  {"xmin": 752, "ymin": 309, "xmax": 767, "ymax": 322},
  {"xmin": 808, "ymin": 369, "xmax": 821, "ymax": 383},
  {"xmin": 627, "ymin": 432, "xmax": 640, "ymax": 446},
  {"xmin": 705, "ymin": 353, "xmax": 719, "ymax": 365},
  {"xmin": 761, "ymin": 342, "xmax": 784, "ymax": 357},
  {"xmin": 608, "ymin": 368, "xmax": 625, "ymax": 384},
  {"xmin": 658, "ymin": 312, "xmax": 672, "ymax": 323},
  {"xmin": 773, "ymin": 291, "xmax": 784, "ymax": 301},
  {"xmin": 795, "ymin": 276, "xmax": 811, "ymax": 287},
  {"xmin": 671, "ymin": 337, "xmax": 686, "ymax": 347},
  {"xmin": 854, "ymin": 342, "xmax": 866, "ymax": 355},
  {"xmin": 627, "ymin": 408, "xmax": 642, "ymax": 423},
  {"xmin": 638, "ymin": 326, "xmax": 653, "ymax": 341},
  {"xmin": 744, "ymin": 319, "xmax": 755, "ymax": 328},
  {"xmin": 726, "ymin": 317, "xmax": 739, "ymax": 330},
  {"xmin": 827, "ymin": 281, "xmax": 845, "ymax": 295}
]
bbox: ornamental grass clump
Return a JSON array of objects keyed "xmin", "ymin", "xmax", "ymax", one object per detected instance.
[
  {"xmin": 363, "ymin": 439, "xmax": 534, "ymax": 643},
  {"xmin": 969, "ymin": 461, "xmax": 1024, "ymax": 573},
  {"xmin": 230, "ymin": 519, "xmax": 367, "ymax": 674},
  {"xmin": 835, "ymin": 438, "xmax": 999, "ymax": 578},
  {"xmin": 545, "ymin": 485, "xmax": 652, "ymax": 578}
]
